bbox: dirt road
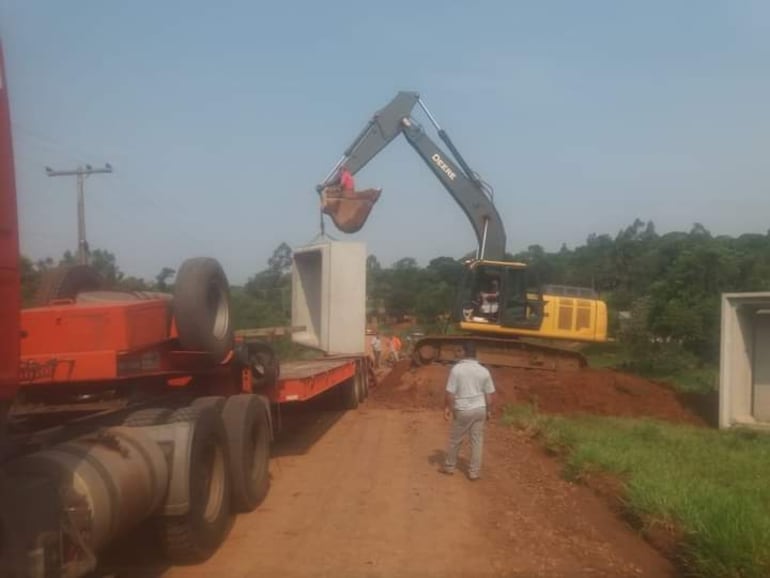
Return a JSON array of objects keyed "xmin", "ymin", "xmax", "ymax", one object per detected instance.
[{"xmin": 106, "ymin": 395, "xmax": 675, "ymax": 578}]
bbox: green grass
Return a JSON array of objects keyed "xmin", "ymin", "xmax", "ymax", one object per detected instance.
[
  {"xmin": 582, "ymin": 342, "xmax": 717, "ymax": 394},
  {"xmin": 582, "ymin": 342, "xmax": 632, "ymax": 368},
  {"xmin": 504, "ymin": 405, "xmax": 770, "ymax": 578}
]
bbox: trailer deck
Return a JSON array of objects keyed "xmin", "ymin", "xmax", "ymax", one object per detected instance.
[{"xmin": 268, "ymin": 357, "xmax": 361, "ymax": 403}]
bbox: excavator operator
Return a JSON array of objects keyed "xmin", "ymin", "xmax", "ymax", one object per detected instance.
[
  {"xmin": 478, "ymin": 278, "xmax": 500, "ymax": 321},
  {"xmin": 339, "ymin": 167, "xmax": 355, "ymax": 198}
]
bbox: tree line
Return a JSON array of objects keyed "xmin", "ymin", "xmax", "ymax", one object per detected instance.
[{"xmin": 20, "ymin": 219, "xmax": 770, "ymax": 373}]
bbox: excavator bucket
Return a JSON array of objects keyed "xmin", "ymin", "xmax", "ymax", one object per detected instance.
[{"xmin": 321, "ymin": 186, "xmax": 382, "ymax": 234}]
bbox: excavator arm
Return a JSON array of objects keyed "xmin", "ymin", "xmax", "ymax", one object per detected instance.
[{"xmin": 317, "ymin": 91, "xmax": 507, "ymax": 261}]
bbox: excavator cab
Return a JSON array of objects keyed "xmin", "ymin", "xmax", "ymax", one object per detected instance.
[{"xmin": 455, "ymin": 260, "xmax": 544, "ymax": 330}]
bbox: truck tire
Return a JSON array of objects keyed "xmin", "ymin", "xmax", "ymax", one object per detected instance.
[
  {"xmin": 123, "ymin": 407, "xmax": 173, "ymax": 426},
  {"xmin": 191, "ymin": 396, "xmax": 226, "ymax": 413},
  {"xmin": 340, "ymin": 377, "xmax": 359, "ymax": 410},
  {"xmin": 222, "ymin": 395, "xmax": 271, "ymax": 512},
  {"xmin": 173, "ymin": 258, "xmax": 233, "ymax": 363},
  {"xmin": 357, "ymin": 363, "xmax": 368, "ymax": 401},
  {"xmin": 158, "ymin": 405, "xmax": 233, "ymax": 564},
  {"xmin": 35, "ymin": 264, "xmax": 102, "ymax": 306}
]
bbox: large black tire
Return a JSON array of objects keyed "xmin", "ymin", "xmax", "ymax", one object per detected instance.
[
  {"xmin": 191, "ymin": 396, "xmax": 226, "ymax": 413},
  {"xmin": 35, "ymin": 265, "xmax": 102, "ymax": 306},
  {"xmin": 123, "ymin": 407, "xmax": 173, "ymax": 426},
  {"xmin": 340, "ymin": 377, "xmax": 359, "ymax": 410},
  {"xmin": 222, "ymin": 394, "xmax": 271, "ymax": 512},
  {"xmin": 358, "ymin": 367, "xmax": 368, "ymax": 401},
  {"xmin": 158, "ymin": 405, "xmax": 233, "ymax": 564},
  {"xmin": 173, "ymin": 258, "xmax": 233, "ymax": 362}
]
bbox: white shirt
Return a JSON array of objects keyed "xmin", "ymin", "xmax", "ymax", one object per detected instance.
[{"xmin": 445, "ymin": 358, "xmax": 495, "ymax": 411}]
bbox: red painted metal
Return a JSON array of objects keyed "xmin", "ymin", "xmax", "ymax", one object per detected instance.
[
  {"xmin": 266, "ymin": 358, "xmax": 358, "ymax": 403},
  {"xmin": 22, "ymin": 300, "xmax": 170, "ymax": 355},
  {"xmin": 0, "ymin": 40, "xmax": 20, "ymax": 404}
]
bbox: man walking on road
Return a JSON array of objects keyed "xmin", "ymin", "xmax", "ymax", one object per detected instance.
[
  {"xmin": 441, "ymin": 342, "xmax": 495, "ymax": 480},
  {"xmin": 371, "ymin": 333, "xmax": 382, "ymax": 368},
  {"xmin": 390, "ymin": 334, "xmax": 402, "ymax": 362}
]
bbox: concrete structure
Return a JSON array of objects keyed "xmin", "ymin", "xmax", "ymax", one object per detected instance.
[
  {"xmin": 719, "ymin": 292, "xmax": 770, "ymax": 429},
  {"xmin": 291, "ymin": 240, "xmax": 366, "ymax": 355}
]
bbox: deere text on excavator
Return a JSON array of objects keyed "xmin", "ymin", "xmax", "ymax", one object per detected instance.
[{"xmin": 317, "ymin": 91, "xmax": 608, "ymax": 370}]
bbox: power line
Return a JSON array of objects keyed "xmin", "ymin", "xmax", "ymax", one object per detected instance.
[{"xmin": 45, "ymin": 163, "xmax": 113, "ymax": 265}]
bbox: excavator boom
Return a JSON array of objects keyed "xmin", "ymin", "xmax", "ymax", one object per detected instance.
[{"xmin": 318, "ymin": 91, "xmax": 505, "ymax": 260}]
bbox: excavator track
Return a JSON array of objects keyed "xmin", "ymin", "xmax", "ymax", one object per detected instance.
[{"xmin": 412, "ymin": 335, "xmax": 586, "ymax": 371}]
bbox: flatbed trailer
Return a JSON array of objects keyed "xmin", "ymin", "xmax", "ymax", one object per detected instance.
[
  {"xmin": 2, "ymin": 300, "xmax": 372, "ymax": 578},
  {"xmin": 270, "ymin": 357, "xmax": 368, "ymax": 404}
]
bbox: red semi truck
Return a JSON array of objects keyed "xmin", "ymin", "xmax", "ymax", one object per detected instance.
[{"xmin": 0, "ymin": 42, "xmax": 370, "ymax": 577}]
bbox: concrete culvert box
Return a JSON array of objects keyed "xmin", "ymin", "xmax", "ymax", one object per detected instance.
[
  {"xmin": 719, "ymin": 292, "xmax": 770, "ymax": 430},
  {"xmin": 291, "ymin": 241, "xmax": 366, "ymax": 355}
]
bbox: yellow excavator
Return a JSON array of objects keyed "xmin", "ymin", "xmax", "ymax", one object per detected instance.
[{"xmin": 317, "ymin": 91, "xmax": 607, "ymax": 370}]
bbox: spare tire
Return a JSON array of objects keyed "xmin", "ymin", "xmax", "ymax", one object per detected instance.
[
  {"xmin": 173, "ymin": 258, "xmax": 233, "ymax": 362},
  {"xmin": 35, "ymin": 265, "xmax": 102, "ymax": 306}
]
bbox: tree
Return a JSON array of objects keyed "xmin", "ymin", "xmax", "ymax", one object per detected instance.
[
  {"xmin": 56, "ymin": 248, "xmax": 125, "ymax": 285},
  {"xmin": 393, "ymin": 257, "xmax": 418, "ymax": 270},
  {"xmin": 155, "ymin": 267, "xmax": 176, "ymax": 291},
  {"xmin": 426, "ymin": 256, "xmax": 464, "ymax": 288},
  {"xmin": 89, "ymin": 249, "xmax": 124, "ymax": 285},
  {"xmin": 60, "ymin": 251, "xmax": 76, "ymax": 266},
  {"xmin": 241, "ymin": 242, "xmax": 294, "ymax": 326},
  {"xmin": 20, "ymin": 256, "xmax": 39, "ymax": 306},
  {"xmin": 366, "ymin": 254, "xmax": 381, "ymax": 274},
  {"xmin": 268, "ymin": 242, "xmax": 292, "ymax": 274}
]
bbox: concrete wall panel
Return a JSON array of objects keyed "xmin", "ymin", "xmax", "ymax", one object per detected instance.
[
  {"xmin": 719, "ymin": 293, "xmax": 770, "ymax": 429},
  {"xmin": 291, "ymin": 241, "xmax": 366, "ymax": 355}
]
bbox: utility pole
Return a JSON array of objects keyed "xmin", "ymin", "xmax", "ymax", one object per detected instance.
[{"xmin": 45, "ymin": 163, "xmax": 113, "ymax": 265}]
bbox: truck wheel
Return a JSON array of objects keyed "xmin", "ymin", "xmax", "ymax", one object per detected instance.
[
  {"xmin": 123, "ymin": 407, "xmax": 173, "ymax": 426},
  {"xmin": 35, "ymin": 265, "xmax": 102, "ymax": 306},
  {"xmin": 222, "ymin": 395, "xmax": 271, "ymax": 512},
  {"xmin": 158, "ymin": 405, "xmax": 233, "ymax": 564},
  {"xmin": 357, "ymin": 364, "xmax": 368, "ymax": 401},
  {"xmin": 340, "ymin": 377, "xmax": 359, "ymax": 410},
  {"xmin": 173, "ymin": 258, "xmax": 233, "ymax": 363},
  {"xmin": 191, "ymin": 396, "xmax": 226, "ymax": 413}
]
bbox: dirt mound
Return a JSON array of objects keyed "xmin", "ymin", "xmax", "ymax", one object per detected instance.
[{"xmin": 372, "ymin": 363, "xmax": 705, "ymax": 425}]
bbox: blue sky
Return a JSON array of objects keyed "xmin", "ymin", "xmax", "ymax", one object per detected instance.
[{"xmin": 2, "ymin": 1, "xmax": 769, "ymax": 284}]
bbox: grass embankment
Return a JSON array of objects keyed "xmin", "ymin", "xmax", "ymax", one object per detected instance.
[
  {"xmin": 504, "ymin": 406, "xmax": 770, "ymax": 578},
  {"xmin": 582, "ymin": 342, "xmax": 717, "ymax": 394}
]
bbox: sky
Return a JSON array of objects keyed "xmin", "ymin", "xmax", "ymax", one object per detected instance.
[{"xmin": 2, "ymin": 1, "xmax": 770, "ymax": 284}]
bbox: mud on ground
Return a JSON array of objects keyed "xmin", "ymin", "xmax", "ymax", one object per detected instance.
[{"xmin": 374, "ymin": 361, "xmax": 705, "ymax": 425}]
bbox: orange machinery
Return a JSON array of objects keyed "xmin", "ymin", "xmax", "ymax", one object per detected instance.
[{"xmin": 0, "ymin": 38, "xmax": 371, "ymax": 577}]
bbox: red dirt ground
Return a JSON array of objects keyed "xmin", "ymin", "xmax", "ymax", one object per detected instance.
[{"xmin": 373, "ymin": 361, "xmax": 705, "ymax": 425}]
